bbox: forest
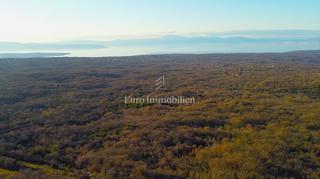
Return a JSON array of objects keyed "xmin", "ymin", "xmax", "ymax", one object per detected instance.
[{"xmin": 0, "ymin": 51, "xmax": 320, "ymax": 179}]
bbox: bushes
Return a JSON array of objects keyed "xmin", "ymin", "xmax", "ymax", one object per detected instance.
[
  {"xmin": 1, "ymin": 54, "xmax": 320, "ymax": 178},
  {"xmin": 6, "ymin": 169, "xmax": 59, "ymax": 179},
  {"xmin": 0, "ymin": 157, "xmax": 21, "ymax": 171},
  {"xmin": 193, "ymin": 125, "xmax": 320, "ymax": 179}
]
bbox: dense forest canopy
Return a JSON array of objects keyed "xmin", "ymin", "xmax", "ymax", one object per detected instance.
[{"xmin": 0, "ymin": 51, "xmax": 320, "ymax": 178}]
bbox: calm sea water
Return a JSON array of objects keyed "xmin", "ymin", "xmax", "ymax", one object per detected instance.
[
  {"xmin": 56, "ymin": 42, "xmax": 320, "ymax": 57},
  {"xmin": 1, "ymin": 42, "xmax": 320, "ymax": 57}
]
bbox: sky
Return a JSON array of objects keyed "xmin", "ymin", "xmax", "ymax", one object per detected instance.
[{"xmin": 0, "ymin": 0, "xmax": 319, "ymax": 42}]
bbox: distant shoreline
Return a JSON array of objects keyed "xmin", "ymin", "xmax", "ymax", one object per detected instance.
[
  {"xmin": 0, "ymin": 52, "xmax": 70, "ymax": 58},
  {"xmin": 0, "ymin": 50, "xmax": 320, "ymax": 59}
]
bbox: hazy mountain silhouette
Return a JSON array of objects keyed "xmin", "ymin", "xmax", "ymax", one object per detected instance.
[{"xmin": 0, "ymin": 30, "xmax": 319, "ymax": 54}]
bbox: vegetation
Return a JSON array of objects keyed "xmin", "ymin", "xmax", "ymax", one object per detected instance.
[{"xmin": 0, "ymin": 51, "xmax": 320, "ymax": 178}]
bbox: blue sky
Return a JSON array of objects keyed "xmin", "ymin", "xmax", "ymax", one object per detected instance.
[{"xmin": 0, "ymin": 0, "xmax": 319, "ymax": 42}]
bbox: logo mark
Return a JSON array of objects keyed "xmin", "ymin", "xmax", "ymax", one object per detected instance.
[{"xmin": 155, "ymin": 76, "xmax": 165, "ymax": 90}]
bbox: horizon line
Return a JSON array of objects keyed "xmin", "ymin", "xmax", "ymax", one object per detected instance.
[{"xmin": 1, "ymin": 29, "xmax": 320, "ymax": 43}]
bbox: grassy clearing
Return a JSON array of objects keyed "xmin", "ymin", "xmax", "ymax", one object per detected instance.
[
  {"xmin": 21, "ymin": 162, "xmax": 61, "ymax": 175},
  {"xmin": 0, "ymin": 168, "xmax": 18, "ymax": 176}
]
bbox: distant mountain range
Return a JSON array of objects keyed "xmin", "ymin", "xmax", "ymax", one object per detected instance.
[
  {"xmin": 0, "ymin": 41, "xmax": 106, "ymax": 51},
  {"xmin": 0, "ymin": 30, "xmax": 320, "ymax": 52},
  {"xmin": 0, "ymin": 53, "xmax": 70, "ymax": 58},
  {"xmin": 108, "ymin": 35, "xmax": 320, "ymax": 46},
  {"xmin": 0, "ymin": 30, "xmax": 319, "ymax": 54}
]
